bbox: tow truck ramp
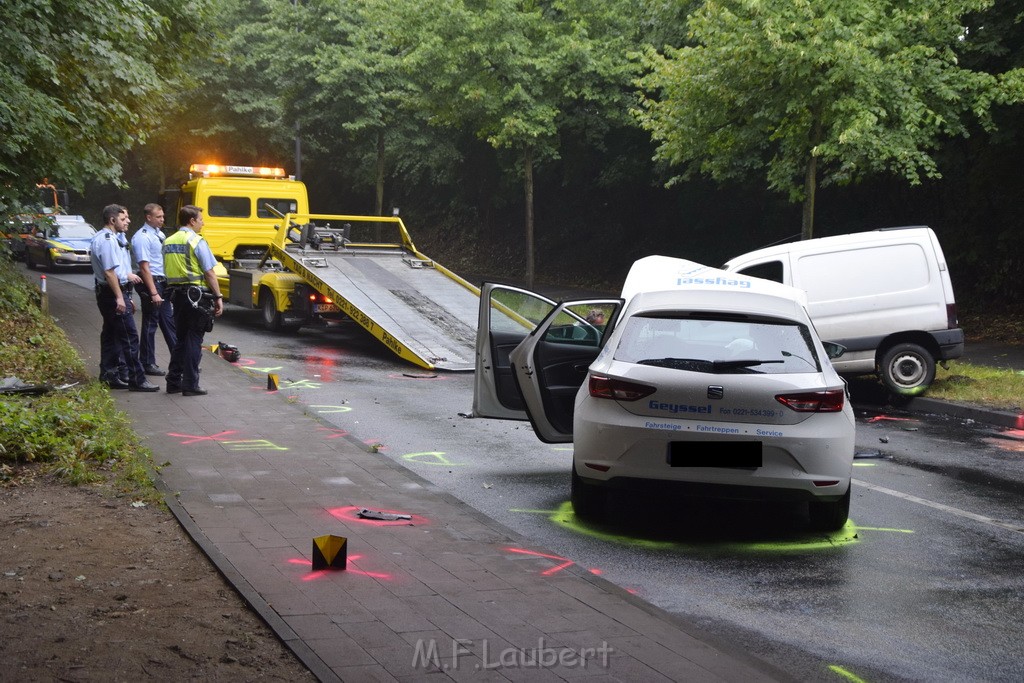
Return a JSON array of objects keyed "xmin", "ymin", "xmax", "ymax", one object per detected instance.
[{"xmin": 272, "ymin": 214, "xmax": 481, "ymax": 371}]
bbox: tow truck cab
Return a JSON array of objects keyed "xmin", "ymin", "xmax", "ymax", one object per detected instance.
[
  {"xmin": 162, "ymin": 164, "xmax": 334, "ymax": 331},
  {"xmin": 171, "ymin": 164, "xmax": 309, "ymax": 263}
]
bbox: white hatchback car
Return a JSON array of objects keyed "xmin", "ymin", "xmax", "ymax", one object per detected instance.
[{"xmin": 474, "ymin": 257, "xmax": 856, "ymax": 531}]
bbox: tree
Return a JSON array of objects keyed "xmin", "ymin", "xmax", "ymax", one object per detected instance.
[
  {"xmin": 0, "ymin": 0, "xmax": 208, "ymax": 205},
  {"xmin": 385, "ymin": 0, "xmax": 641, "ymax": 286},
  {"xmin": 635, "ymin": 0, "xmax": 1024, "ymax": 240}
]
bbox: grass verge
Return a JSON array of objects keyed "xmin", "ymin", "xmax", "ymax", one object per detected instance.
[
  {"xmin": 0, "ymin": 249, "xmax": 157, "ymax": 497},
  {"xmin": 927, "ymin": 361, "xmax": 1024, "ymax": 412}
]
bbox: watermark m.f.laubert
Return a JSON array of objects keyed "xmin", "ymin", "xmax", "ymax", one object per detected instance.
[{"xmin": 412, "ymin": 637, "xmax": 613, "ymax": 671}]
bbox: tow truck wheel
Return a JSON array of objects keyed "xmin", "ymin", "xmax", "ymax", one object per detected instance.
[{"xmin": 259, "ymin": 289, "xmax": 285, "ymax": 331}]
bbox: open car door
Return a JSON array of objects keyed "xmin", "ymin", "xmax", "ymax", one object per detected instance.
[
  {"xmin": 473, "ymin": 282, "xmax": 621, "ymax": 442},
  {"xmin": 474, "ymin": 284, "xmax": 558, "ymax": 420}
]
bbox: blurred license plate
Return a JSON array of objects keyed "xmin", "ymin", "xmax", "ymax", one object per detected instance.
[
  {"xmin": 668, "ymin": 441, "xmax": 762, "ymax": 468},
  {"xmin": 313, "ymin": 303, "xmax": 339, "ymax": 313}
]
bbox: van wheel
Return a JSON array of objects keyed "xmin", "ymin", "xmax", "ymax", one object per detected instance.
[
  {"xmin": 879, "ymin": 343, "xmax": 935, "ymax": 396},
  {"xmin": 808, "ymin": 487, "xmax": 851, "ymax": 532},
  {"xmin": 259, "ymin": 289, "xmax": 285, "ymax": 331},
  {"xmin": 571, "ymin": 464, "xmax": 606, "ymax": 521}
]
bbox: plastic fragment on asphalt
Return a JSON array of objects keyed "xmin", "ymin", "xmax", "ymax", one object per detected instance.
[{"xmin": 357, "ymin": 508, "xmax": 411, "ymax": 521}]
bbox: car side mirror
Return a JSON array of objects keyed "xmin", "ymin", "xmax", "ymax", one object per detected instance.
[{"xmin": 822, "ymin": 341, "xmax": 846, "ymax": 360}]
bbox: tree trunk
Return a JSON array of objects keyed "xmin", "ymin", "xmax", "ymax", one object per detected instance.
[
  {"xmin": 524, "ymin": 147, "xmax": 535, "ymax": 289},
  {"xmin": 801, "ymin": 155, "xmax": 817, "ymax": 241},
  {"xmin": 801, "ymin": 118, "xmax": 823, "ymax": 241},
  {"xmin": 375, "ymin": 129, "xmax": 385, "ymax": 217}
]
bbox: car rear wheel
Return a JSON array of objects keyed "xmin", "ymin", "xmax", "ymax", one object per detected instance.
[
  {"xmin": 808, "ymin": 486, "xmax": 851, "ymax": 532},
  {"xmin": 571, "ymin": 464, "xmax": 606, "ymax": 521},
  {"xmin": 879, "ymin": 342, "xmax": 936, "ymax": 396}
]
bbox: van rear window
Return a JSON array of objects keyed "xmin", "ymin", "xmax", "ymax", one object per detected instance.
[{"xmin": 208, "ymin": 196, "xmax": 251, "ymax": 218}]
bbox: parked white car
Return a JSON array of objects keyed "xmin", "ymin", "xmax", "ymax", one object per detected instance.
[{"xmin": 474, "ymin": 257, "xmax": 856, "ymax": 531}]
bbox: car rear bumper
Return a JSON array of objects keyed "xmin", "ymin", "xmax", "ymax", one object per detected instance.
[
  {"xmin": 572, "ymin": 403, "xmax": 855, "ymax": 500},
  {"xmin": 574, "ymin": 474, "xmax": 850, "ymax": 503}
]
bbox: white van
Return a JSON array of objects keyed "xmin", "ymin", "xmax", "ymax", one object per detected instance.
[{"xmin": 722, "ymin": 226, "xmax": 964, "ymax": 396}]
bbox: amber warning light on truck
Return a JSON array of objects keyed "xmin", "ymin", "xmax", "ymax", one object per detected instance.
[{"xmin": 188, "ymin": 164, "xmax": 287, "ymax": 179}]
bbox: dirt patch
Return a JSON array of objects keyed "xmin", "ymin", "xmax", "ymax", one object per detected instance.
[{"xmin": 0, "ymin": 470, "xmax": 315, "ymax": 681}]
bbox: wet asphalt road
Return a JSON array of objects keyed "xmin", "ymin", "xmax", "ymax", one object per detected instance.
[{"xmin": 49, "ymin": 270, "xmax": 1024, "ymax": 682}]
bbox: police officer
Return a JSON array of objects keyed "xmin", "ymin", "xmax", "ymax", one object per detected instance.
[
  {"xmin": 132, "ymin": 203, "xmax": 177, "ymax": 376},
  {"xmin": 90, "ymin": 204, "xmax": 160, "ymax": 392},
  {"xmin": 163, "ymin": 205, "xmax": 224, "ymax": 396}
]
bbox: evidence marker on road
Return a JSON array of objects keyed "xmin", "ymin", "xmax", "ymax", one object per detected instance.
[{"xmin": 312, "ymin": 534, "xmax": 347, "ymax": 570}]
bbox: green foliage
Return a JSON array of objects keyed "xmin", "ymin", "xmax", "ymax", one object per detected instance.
[
  {"xmin": 0, "ymin": 248, "xmax": 154, "ymax": 491},
  {"xmin": 0, "ymin": 0, "xmax": 211, "ymax": 202},
  {"xmin": 635, "ymin": 0, "xmax": 1024, "ymax": 233}
]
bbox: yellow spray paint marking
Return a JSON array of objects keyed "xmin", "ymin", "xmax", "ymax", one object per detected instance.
[
  {"xmin": 222, "ymin": 439, "xmax": 290, "ymax": 452},
  {"xmin": 855, "ymin": 526, "xmax": 914, "ymax": 533},
  {"xmin": 535, "ymin": 502, "xmax": 861, "ymax": 553},
  {"xmin": 310, "ymin": 404, "xmax": 353, "ymax": 414},
  {"xmin": 852, "ymin": 462, "xmax": 877, "ymax": 467},
  {"xmin": 244, "ymin": 365, "xmax": 284, "ymax": 374},
  {"xmin": 402, "ymin": 451, "xmax": 462, "ymax": 466},
  {"xmin": 283, "ymin": 379, "xmax": 322, "ymax": 389},
  {"xmin": 828, "ymin": 664, "xmax": 868, "ymax": 683}
]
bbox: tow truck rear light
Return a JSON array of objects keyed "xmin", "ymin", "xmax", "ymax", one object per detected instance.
[
  {"xmin": 308, "ymin": 293, "xmax": 334, "ymax": 303},
  {"xmin": 775, "ymin": 389, "xmax": 845, "ymax": 412},
  {"xmin": 588, "ymin": 375, "xmax": 656, "ymax": 401},
  {"xmin": 189, "ymin": 163, "xmax": 287, "ymax": 179}
]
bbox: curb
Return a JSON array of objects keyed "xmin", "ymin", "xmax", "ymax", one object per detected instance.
[{"xmin": 905, "ymin": 397, "xmax": 1024, "ymax": 429}]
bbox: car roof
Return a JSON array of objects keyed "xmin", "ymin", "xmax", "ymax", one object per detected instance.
[
  {"xmin": 620, "ymin": 256, "xmax": 809, "ymax": 307},
  {"xmin": 626, "ymin": 288, "xmax": 810, "ymax": 323},
  {"xmin": 53, "ymin": 215, "xmax": 93, "ymax": 225}
]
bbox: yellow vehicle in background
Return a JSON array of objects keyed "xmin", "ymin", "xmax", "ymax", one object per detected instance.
[{"xmin": 162, "ymin": 163, "xmax": 480, "ymax": 370}]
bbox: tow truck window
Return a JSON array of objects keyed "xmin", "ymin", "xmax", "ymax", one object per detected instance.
[
  {"xmin": 208, "ymin": 196, "xmax": 251, "ymax": 218},
  {"xmin": 257, "ymin": 198, "xmax": 299, "ymax": 218}
]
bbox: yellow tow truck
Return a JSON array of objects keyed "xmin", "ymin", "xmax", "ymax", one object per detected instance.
[{"xmin": 162, "ymin": 164, "xmax": 481, "ymax": 370}]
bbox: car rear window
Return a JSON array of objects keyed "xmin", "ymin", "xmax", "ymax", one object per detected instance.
[{"xmin": 613, "ymin": 314, "xmax": 821, "ymax": 374}]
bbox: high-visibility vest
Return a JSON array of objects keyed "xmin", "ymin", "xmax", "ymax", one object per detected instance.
[{"xmin": 163, "ymin": 230, "xmax": 206, "ymax": 286}]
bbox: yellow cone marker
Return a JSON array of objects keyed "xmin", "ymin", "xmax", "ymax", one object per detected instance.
[{"xmin": 267, "ymin": 373, "xmax": 279, "ymax": 391}]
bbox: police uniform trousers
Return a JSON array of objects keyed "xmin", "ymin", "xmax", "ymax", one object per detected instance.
[
  {"xmin": 166, "ymin": 287, "xmax": 212, "ymax": 392},
  {"xmin": 94, "ymin": 282, "xmax": 147, "ymax": 385},
  {"xmin": 138, "ymin": 276, "xmax": 177, "ymax": 367}
]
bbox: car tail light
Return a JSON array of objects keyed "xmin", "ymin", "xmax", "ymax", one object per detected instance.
[
  {"xmin": 946, "ymin": 303, "xmax": 958, "ymax": 329},
  {"xmin": 775, "ymin": 389, "xmax": 845, "ymax": 412},
  {"xmin": 588, "ymin": 375, "xmax": 656, "ymax": 401}
]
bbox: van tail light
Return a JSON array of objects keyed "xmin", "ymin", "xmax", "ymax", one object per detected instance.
[
  {"xmin": 946, "ymin": 303, "xmax": 959, "ymax": 329},
  {"xmin": 775, "ymin": 389, "xmax": 845, "ymax": 413},
  {"xmin": 588, "ymin": 375, "xmax": 656, "ymax": 401}
]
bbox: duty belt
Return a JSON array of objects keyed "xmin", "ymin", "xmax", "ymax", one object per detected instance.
[{"xmin": 96, "ymin": 282, "xmax": 133, "ymax": 293}]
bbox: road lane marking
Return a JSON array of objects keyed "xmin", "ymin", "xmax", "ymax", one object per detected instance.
[{"xmin": 853, "ymin": 479, "xmax": 1024, "ymax": 536}]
